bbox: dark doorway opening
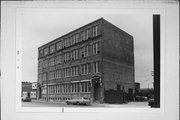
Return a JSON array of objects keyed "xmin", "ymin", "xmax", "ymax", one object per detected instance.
[
  {"xmin": 39, "ymin": 87, "xmax": 42, "ymax": 99},
  {"xmin": 27, "ymin": 92, "xmax": 30, "ymax": 98},
  {"xmin": 94, "ymin": 82, "xmax": 101, "ymax": 102},
  {"xmin": 128, "ymin": 88, "xmax": 133, "ymax": 101}
]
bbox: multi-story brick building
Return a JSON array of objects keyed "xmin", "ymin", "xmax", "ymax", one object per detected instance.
[{"xmin": 37, "ymin": 18, "xmax": 135, "ymax": 104}]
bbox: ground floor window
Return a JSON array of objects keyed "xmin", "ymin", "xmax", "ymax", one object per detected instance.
[{"xmin": 47, "ymin": 81, "xmax": 91, "ymax": 94}]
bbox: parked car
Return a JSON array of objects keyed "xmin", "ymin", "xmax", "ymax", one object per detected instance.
[
  {"xmin": 66, "ymin": 97, "xmax": 91, "ymax": 105},
  {"xmin": 148, "ymin": 98, "xmax": 155, "ymax": 106},
  {"xmin": 135, "ymin": 95, "xmax": 148, "ymax": 101},
  {"xmin": 22, "ymin": 97, "xmax": 31, "ymax": 102}
]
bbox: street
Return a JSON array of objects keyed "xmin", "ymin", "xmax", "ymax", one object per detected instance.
[{"xmin": 22, "ymin": 101, "xmax": 150, "ymax": 108}]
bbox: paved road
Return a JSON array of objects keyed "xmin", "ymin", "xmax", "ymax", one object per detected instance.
[{"xmin": 22, "ymin": 101, "xmax": 150, "ymax": 108}]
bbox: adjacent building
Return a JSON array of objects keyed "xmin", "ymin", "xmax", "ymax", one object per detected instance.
[
  {"xmin": 22, "ymin": 82, "xmax": 37, "ymax": 100},
  {"xmin": 37, "ymin": 18, "xmax": 135, "ymax": 103}
]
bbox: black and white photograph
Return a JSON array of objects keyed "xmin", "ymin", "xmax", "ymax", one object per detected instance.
[
  {"xmin": 19, "ymin": 9, "xmax": 158, "ymax": 108},
  {"xmin": 1, "ymin": 1, "xmax": 179, "ymax": 120}
]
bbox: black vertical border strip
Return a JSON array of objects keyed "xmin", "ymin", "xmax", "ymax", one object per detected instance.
[{"xmin": 153, "ymin": 15, "xmax": 160, "ymax": 108}]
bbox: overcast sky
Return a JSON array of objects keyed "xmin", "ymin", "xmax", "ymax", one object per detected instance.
[{"xmin": 21, "ymin": 10, "xmax": 153, "ymax": 88}]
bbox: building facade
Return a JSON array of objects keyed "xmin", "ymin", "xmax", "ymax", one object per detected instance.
[
  {"xmin": 37, "ymin": 18, "xmax": 134, "ymax": 103},
  {"xmin": 22, "ymin": 82, "xmax": 37, "ymax": 100}
]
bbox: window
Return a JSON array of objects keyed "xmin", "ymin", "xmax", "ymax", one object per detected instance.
[
  {"xmin": 67, "ymin": 52, "xmax": 70, "ymax": 61},
  {"xmin": 57, "ymin": 70, "xmax": 61, "ymax": 79},
  {"xmin": 82, "ymin": 82, "xmax": 85, "ymax": 92},
  {"xmin": 72, "ymin": 35, "xmax": 76, "ymax": 45},
  {"xmin": 81, "ymin": 64, "xmax": 90, "ymax": 75},
  {"xmin": 81, "ymin": 64, "xmax": 84, "ymax": 75},
  {"xmin": 44, "ymin": 47, "xmax": 49, "ymax": 56},
  {"xmin": 84, "ymin": 46, "xmax": 89, "ymax": 57},
  {"xmin": 39, "ymin": 49, "xmax": 43, "ymax": 57},
  {"xmin": 86, "ymin": 29, "xmax": 90, "ymax": 40},
  {"xmin": 43, "ymin": 60, "xmax": 48, "ymax": 68},
  {"xmin": 75, "ymin": 34, "xmax": 79, "ymax": 43},
  {"xmin": 50, "ymin": 45, "xmax": 55, "ymax": 53},
  {"xmin": 49, "ymin": 58, "xmax": 55, "ymax": 66},
  {"xmin": 56, "ymin": 41, "xmax": 62, "ymax": 50},
  {"xmin": 82, "ymin": 31, "xmax": 86, "ymax": 41},
  {"xmin": 43, "ymin": 73, "xmax": 47, "ymax": 81},
  {"xmin": 93, "ymin": 42, "xmax": 100, "ymax": 54},
  {"xmin": 84, "ymin": 82, "xmax": 88, "ymax": 92},
  {"xmin": 73, "ymin": 50, "xmax": 76, "ymax": 60},
  {"xmin": 75, "ymin": 49, "xmax": 79, "ymax": 59},
  {"xmin": 76, "ymin": 83, "xmax": 79, "ymax": 92},
  {"xmin": 69, "ymin": 36, "xmax": 73, "ymax": 46},
  {"xmin": 92, "ymin": 25, "xmax": 99, "ymax": 37},
  {"xmin": 49, "ymin": 71, "xmax": 55, "ymax": 80},
  {"xmin": 78, "ymin": 32, "xmax": 82, "ymax": 42},
  {"xmin": 64, "ymin": 38, "xmax": 67, "ymax": 47},
  {"xmin": 62, "ymin": 39, "xmax": 65, "ymax": 48},
  {"xmin": 81, "ymin": 46, "xmax": 89, "ymax": 58},
  {"xmin": 67, "ymin": 68, "xmax": 70, "ymax": 77},
  {"xmin": 64, "ymin": 53, "xmax": 67, "ymax": 62},
  {"xmin": 75, "ymin": 66, "xmax": 79, "ymax": 76},
  {"xmin": 93, "ymin": 61, "xmax": 100, "ymax": 73},
  {"xmin": 67, "ymin": 38, "xmax": 70, "ymax": 47}
]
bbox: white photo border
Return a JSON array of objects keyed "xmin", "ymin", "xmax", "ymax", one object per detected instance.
[{"xmin": 1, "ymin": 1, "xmax": 179, "ymax": 120}]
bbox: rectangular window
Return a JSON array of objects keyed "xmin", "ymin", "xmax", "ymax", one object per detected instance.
[
  {"xmin": 57, "ymin": 55, "xmax": 62, "ymax": 64},
  {"xmin": 64, "ymin": 53, "xmax": 67, "ymax": 62},
  {"xmin": 54, "ymin": 71, "xmax": 57, "ymax": 79},
  {"xmin": 64, "ymin": 39, "xmax": 67, "ymax": 47},
  {"xmin": 50, "ymin": 45, "xmax": 55, "ymax": 53},
  {"xmin": 81, "ymin": 64, "xmax": 84, "ymax": 75},
  {"xmin": 49, "ymin": 58, "xmax": 55, "ymax": 66},
  {"xmin": 82, "ymin": 31, "xmax": 86, "ymax": 41},
  {"xmin": 72, "ymin": 35, "xmax": 76, "ymax": 45},
  {"xmin": 93, "ymin": 61, "xmax": 100, "ymax": 73},
  {"xmin": 75, "ymin": 66, "xmax": 79, "ymax": 76},
  {"xmin": 56, "ymin": 41, "xmax": 61, "ymax": 50},
  {"xmin": 79, "ymin": 32, "xmax": 82, "ymax": 42},
  {"xmin": 69, "ymin": 67, "xmax": 72, "ymax": 77},
  {"xmin": 43, "ymin": 60, "xmax": 48, "ymax": 68},
  {"xmin": 66, "ymin": 38, "xmax": 69, "ymax": 47},
  {"xmin": 67, "ymin": 52, "xmax": 69, "ymax": 61},
  {"xmin": 86, "ymin": 29, "xmax": 90, "ymax": 40},
  {"xmin": 69, "ymin": 36, "xmax": 72, "ymax": 46},
  {"xmin": 82, "ymin": 83, "xmax": 84, "ymax": 92},
  {"xmin": 84, "ymin": 46, "xmax": 89, "ymax": 57},
  {"xmin": 39, "ymin": 49, "xmax": 43, "ymax": 57},
  {"xmin": 62, "ymin": 39, "xmax": 65, "ymax": 48},
  {"xmin": 93, "ymin": 42, "xmax": 100, "ymax": 55},
  {"xmin": 43, "ymin": 73, "xmax": 47, "ymax": 81},
  {"xmin": 49, "ymin": 71, "xmax": 55, "ymax": 80},
  {"xmin": 75, "ymin": 49, "xmax": 79, "ymax": 59},
  {"xmin": 92, "ymin": 25, "xmax": 99, "ymax": 37},
  {"xmin": 75, "ymin": 34, "xmax": 79, "ymax": 43},
  {"xmin": 54, "ymin": 85, "xmax": 56, "ymax": 93},
  {"xmin": 73, "ymin": 50, "xmax": 76, "ymax": 60},
  {"xmin": 44, "ymin": 47, "xmax": 49, "ymax": 56}
]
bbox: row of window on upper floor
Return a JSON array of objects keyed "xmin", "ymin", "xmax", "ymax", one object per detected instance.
[
  {"xmin": 38, "ymin": 42, "xmax": 100, "ymax": 69},
  {"xmin": 38, "ymin": 61, "xmax": 100, "ymax": 81},
  {"xmin": 39, "ymin": 25, "xmax": 100, "ymax": 58}
]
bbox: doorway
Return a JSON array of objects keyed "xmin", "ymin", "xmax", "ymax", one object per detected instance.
[
  {"xmin": 39, "ymin": 87, "xmax": 42, "ymax": 99},
  {"xmin": 94, "ymin": 82, "xmax": 101, "ymax": 102}
]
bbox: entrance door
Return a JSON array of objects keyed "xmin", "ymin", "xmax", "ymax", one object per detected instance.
[
  {"xmin": 94, "ymin": 82, "xmax": 101, "ymax": 101},
  {"xmin": 128, "ymin": 88, "xmax": 133, "ymax": 101},
  {"xmin": 39, "ymin": 87, "xmax": 42, "ymax": 99}
]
